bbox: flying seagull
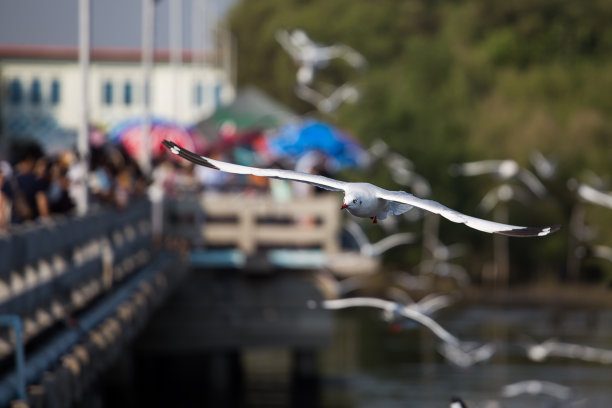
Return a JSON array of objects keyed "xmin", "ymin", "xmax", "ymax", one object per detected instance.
[{"xmin": 162, "ymin": 140, "xmax": 560, "ymax": 237}]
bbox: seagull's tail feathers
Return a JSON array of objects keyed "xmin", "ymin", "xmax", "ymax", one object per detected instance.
[{"xmin": 162, "ymin": 140, "xmax": 219, "ymax": 170}]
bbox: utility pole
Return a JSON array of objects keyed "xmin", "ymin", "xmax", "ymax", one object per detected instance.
[
  {"xmin": 170, "ymin": 0, "xmax": 182, "ymax": 120},
  {"xmin": 77, "ymin": 0, "xmax": 90, "ymax": 214},
  {"xmin": 141, "ymin": 0, "xmax": 155, "ymax": 174}
]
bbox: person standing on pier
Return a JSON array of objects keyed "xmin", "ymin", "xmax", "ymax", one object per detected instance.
[{"xmin": 2, "ymin": 142, "xmax": 50, "ymax": 225}]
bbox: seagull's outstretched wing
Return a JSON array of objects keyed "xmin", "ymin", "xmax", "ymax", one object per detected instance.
[
  {"xmin": 275, "ymin": 29, "xmax": 303, "ymax": 61},
  {"xmin": 163, "ymin": 140, "xmax": 347, "ymax": 192},
  {"xmin": 376, "ymin": 189, "xmax": 560, "ymax": 237}
]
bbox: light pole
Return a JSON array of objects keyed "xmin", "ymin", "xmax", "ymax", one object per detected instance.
[
  {"xmin": 170, "ymin": 0, "xmax": 182, "ymax": 120},
  {"xmin": 140, "ymin": 0, "xmax": 155, "ymax": 175},
  {"xmin": 77, "ymin": 0, "xmax": 90, "ymax": 215}
]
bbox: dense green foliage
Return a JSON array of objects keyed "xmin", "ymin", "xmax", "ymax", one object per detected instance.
[{"xmin": 226, "ymin": 0, "xmax": 612, "ymax": 283}]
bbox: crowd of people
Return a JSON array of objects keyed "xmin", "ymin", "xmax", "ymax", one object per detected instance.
[
  {"xmin": 0, "ymin": 140, "xmax": 150, "ymax": 234},
  {"xmin": 0, "ymin": 135, "xmax": 338, "ymax": 235}
]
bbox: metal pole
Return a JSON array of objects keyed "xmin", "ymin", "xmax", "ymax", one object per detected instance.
[
  {"xmin": 0, "ymin": 316, "xmax": 26, "ymax": 401},
  {"xmin": 141, "ymin": 0, "xmax": 155, "ymax": 174},
  {"xmin": 209, "ymin": 0, "xmax": 218, "ymax": 67},
  {"xmin": 170, "ymin": 0, "xmax": 182, "ymax": 120},
  {"xmin": 77, "ymin": 0, "xmax": 90, "ymax": 215},
  {"xmin": 191, "ymin": 0, "xmax": 201, "ymax": 66}
]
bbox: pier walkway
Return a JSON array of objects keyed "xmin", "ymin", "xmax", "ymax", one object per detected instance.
[{"xmin": 0, "ymin": 192, "xmax": 355, "ymax": 407}]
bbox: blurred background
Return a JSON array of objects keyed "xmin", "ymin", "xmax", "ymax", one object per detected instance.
[{"xmin": 1, "ymin": 0, "xmax": 612, "ymax": 407}]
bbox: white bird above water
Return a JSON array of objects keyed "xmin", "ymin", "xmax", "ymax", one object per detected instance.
[{"xmin": 163, "ymin": 141, "xmax": 560, "ymax": 237}]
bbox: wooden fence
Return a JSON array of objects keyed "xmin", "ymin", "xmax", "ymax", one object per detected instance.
[{"xmin": 167, "ymin": 193, "xmax": 341, "ymax": 254}]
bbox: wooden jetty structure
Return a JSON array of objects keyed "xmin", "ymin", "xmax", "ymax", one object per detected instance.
[{"xmin": 0, "ymin": 192, "xmax": 368, "ymax": 407}]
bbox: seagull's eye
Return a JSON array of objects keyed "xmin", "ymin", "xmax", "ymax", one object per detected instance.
[{"xmin": 353, "ymin": 199, "xmax": 358, "ymax": 204}]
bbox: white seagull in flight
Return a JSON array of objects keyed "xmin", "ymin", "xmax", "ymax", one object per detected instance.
[{"xmin": 163, "ymin": 141, "xmax": 560, "ymax": 237}]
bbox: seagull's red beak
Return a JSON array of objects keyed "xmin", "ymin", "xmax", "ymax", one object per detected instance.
[{"xmin": 341, "ymin": 203, "xmax": 348, "ymax": 210}]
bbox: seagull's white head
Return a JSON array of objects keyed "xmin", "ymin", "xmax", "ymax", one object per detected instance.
[{"xmin": 341, "ymin": 194, "xmax": 362, "ymax": 210}]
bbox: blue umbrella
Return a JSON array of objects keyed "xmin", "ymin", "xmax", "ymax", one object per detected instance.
[{"xmin": 268, "ymin": 119, "xmax": 368, "ymax": 170}]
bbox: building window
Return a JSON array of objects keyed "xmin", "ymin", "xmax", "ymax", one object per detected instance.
[
  {"xmin": 9, "ymin": 79, "xmax": 23, "ymax": 104},
  {"xmin": 195, "ymin": 83, "xmax": 203, "ymax": 106},
  {"xmin": 103, "ymin": 81, "xmax": 113, "ymax": 105},
  {"xmin": 50, "ymin": 79, "xmax": 61, "ymax": 105},
  {"xmin": 124, "ymin": 81, "xmax": 132, "ymax": 105},
  {"xmin": 31, "ymin": 79, "xmax": 42, "ymax": 105},
  {"xmin": 214, "ymin": 84, "xmax": 222, "ymax": 110}
]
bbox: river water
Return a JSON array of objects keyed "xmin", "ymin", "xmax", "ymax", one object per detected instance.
[{"xmin": 319, "ymin": 304, "xmax": 612, "ymax": 407}]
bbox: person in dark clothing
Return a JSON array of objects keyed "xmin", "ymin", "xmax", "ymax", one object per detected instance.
[
  {"xmin": 0, "ymin": 165, "xmax": 10, "ymax": 232},
  {"xmin": 47, "ymin": 163, "xmax": 75, "ymax": 214},
  {"xmin": 5, "ymin": 142, "xmax": 50, "ymax": 224}
]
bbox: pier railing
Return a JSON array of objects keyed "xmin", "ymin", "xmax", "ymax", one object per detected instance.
[
  {"xmin": 0, "ymin": 200, "xmax": 185, "ymax": 407},
  {"xmin": 165, "ymin": 192, "xmax": 345, "ymax": 270},
  {"xmin": 167, "ymin": 192, "xmax": 341, "ymax": 253}
]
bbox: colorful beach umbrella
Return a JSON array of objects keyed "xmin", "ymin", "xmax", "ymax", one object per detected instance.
[{"xmin": 109, "ymin": 117, "xmax": 206, "ymax": 159}]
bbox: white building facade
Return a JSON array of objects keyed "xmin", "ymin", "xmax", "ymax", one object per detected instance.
[{"xmin": 0, "ymin": 45, "xmax": 234, "ymax": 153}]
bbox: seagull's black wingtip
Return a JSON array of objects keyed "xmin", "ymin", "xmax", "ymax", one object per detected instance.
[
  {"xmin": 161, "ymin": 139, "xmax": 219, "ymax": 170},
  {"xmin": 497, "ymin": 224, "xmax": 561, "ymax": 238},
  {"xmin": 161, "ymin": 140, "xmax": 176, "ymax": 150}
]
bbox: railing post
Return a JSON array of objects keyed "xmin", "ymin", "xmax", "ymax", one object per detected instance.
[{"xmin": 0, "ymin": 315, "xmax": 26, "ymax": 402}]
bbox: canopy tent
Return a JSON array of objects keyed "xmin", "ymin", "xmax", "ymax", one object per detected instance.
[
  {"xmin": 267, "ymin": 119, "xmax": 369, "ymax": 170},
  {"xmin": 197, "ymin": 86, "xmax": 300, "ymax": 138}
]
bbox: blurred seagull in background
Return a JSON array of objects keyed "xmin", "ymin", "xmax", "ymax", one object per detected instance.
[
  {"xmin": 450, "ymin": 159, "xmax": 547, "ymax": 198},
  {"xmin": 344, "ymin": 218, "xmax": 417, "ymax": 257},
  {"xmin": 526, "ymin": 338, "xmax": 612, "ymax": 364},
  {"xmin": 529, "ymin": 151, "xmax": 557, "ymax": 180},
  {"xmin": 438, "ymin": 341, "xmax": 496, "ymax": 368},
  {"xmin": 568, "ymin": 180, "xmax": 612, "ymax": 209},
  {"xmin": 295, "ymin": 82, "xmax": 360, "ymax": 114},
  {"xmin": 501, "ymin": 380, "xmax": 572, "ymax": 400},
  {"xmin": 477, "ymin": 184, "xmax": 532, "ymax": 214},
  {"xmin": 164, "ymin": 140, "xmax": 560, "ymax": 237},
  {"xmin": 321, "ymin": 297, "xmax": 493, "ymax": 368},
  {"xmin": 368, "ymin": 139, "xmax": 431, "ymax": 197},
  {"xmin": 276, "ymin": 28, "xmax": 367, "ymax": 86},
  {"xmin": 322, "ymin": 297, "xmax": 462, "ymax": 346}
]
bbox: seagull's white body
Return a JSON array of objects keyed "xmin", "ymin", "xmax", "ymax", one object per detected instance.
[{"xmin": 163, "ymin": 140, "xmax": 560, "ymax": 237}]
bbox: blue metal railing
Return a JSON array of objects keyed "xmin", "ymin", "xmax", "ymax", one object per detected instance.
[
  {"xmin": 0, "ymin": 254, "xmax": 175, "ymax": 406},
  {"xmin": 0, "ymin": 199, "xmax": 177, "ymax": 407},
  {"xmin": 0, "ymin": 316, "xmax": 25, "ymax": 401}
]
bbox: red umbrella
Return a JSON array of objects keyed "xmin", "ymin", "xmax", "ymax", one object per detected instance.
[{"xmin": 110, "ymin": 118, "xmax": 206, "ymax": 159}]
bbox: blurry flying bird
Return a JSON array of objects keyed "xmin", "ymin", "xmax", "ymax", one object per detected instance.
[
  {"xmin": 529, "ymin": 151, "xmax": 557, "ymax": 180},
  {"xmin": 568, "ymin": 180, "xmax": 612, "ymax": 210},
  {"xmin": 501, "ymin": 380, "xmax": 572, "ymax": 400},
  {"xmin": 276, "ymin": 28, "xmax": 366, "ymax": 86},
  {"xmin": 295, "ymin": 82, "xmax": 359, "ymax": 113},
  {"xmin": 526, "ymin": 338, "xmax": 612, "ymax": 364},
  {"xmin": 321, "ymin": 297, "xmax": 493, "ymax": 368},
  {"xmin": 344, "ymin": 218, "xmax": 417, "ymax": 257},
  {"xmin": 450, "ymin": 159, "xmax": 547, "ymax": 198}
]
